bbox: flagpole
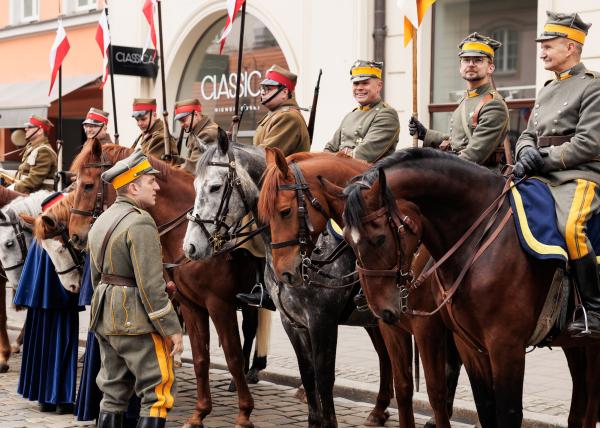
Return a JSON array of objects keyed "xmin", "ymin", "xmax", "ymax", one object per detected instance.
[
  {"xmin": 412, "ymin": 31, "xmax": 418, "ymax": 148},
  {"xmin": 231, "ymin": 0, "xmax": 247, "ymax": 142},
  {"xmin": 104, "ymin": 2, "xmax": 119, "ymax": 144},
  {"xmin": 156, "ymin": 0, "xmax": 172, "ymax": 160}
]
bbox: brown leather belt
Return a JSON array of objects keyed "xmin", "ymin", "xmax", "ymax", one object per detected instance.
[
  {"xmin": 538, "ymin": 134, "xmax": 573, "ymax": 148},
  {"xmin": 101, "ymin": 273, "xmax": 137, "ymax": 287}
]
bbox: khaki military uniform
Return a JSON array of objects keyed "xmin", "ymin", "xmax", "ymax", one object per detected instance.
[
  {"xmin": 135, "ymin": 119, "xmax": 178, "ymax": 164},
  {"xmin": 424, "ymin": 82, "xmax": 509, "ymax": 166},
  {"xmin": 89, "ymin": 196, "xmax": 181, "ymax": 417},
  {"xmin": 97, "ymin": 134, "xmax": 114, "ymax": 145},
  {"xmin": 14, "ymin": 138, "xmax": 57, "ymax": 193},
  {"xmin": 181, "ymin": 115, "xmax": 219, "ymax": 173},
  {"xmin": 253, "ymin": 98, "xmax": 310, "ymax": 156},
  {"xmin": 516, "ymin": 63, "xmax": 600, "ymax": 259},
  {"xmin": 324, "ymin": 99, "xmax": 399, "ymax": 162}
]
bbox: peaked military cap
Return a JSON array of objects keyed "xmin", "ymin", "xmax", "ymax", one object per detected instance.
[
  {"xmin": 174, "ymin": 98, "xmax": 202, "ymax": 121},
  {"xmin": 350, "ymin": 60, "xmax": 383, "ymax": 82},
  {"xmin": 83, "ymin": 107, "xmax": 110, "ymax": 126},
  {"xmin": 24, "ymin": 115, "xmax": 53, "ymax": 133},
  {"xmin": 260, "ymin": 65, "xmax": 297, "ymax": 91},
  {"xmin": 458, "ymin": 33, "xmax": 502, "ymax": 59},
  {"xmin": 132, "ymin": 98, "xmax": 157, "ymax": 119},
  {"xmin": 536, "ymin": 11, "xmax": 591, "ymax": 45},
  {"xmin": 101, "ymin": 150, "xmax": 159, "ymax": 190}
]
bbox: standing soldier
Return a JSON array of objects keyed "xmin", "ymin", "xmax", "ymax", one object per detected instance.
[
  {"xmin": 88, "ymin": 151, "xmax": 183, "ymax": 427},
  {"xmin": 173, "ymin": 98, "xmax": 219, "ymax": 173},
  {"xmin": 514, "ymin": 11, "xmax": 600, "ymax": 337},
  {"xmin": 13, "ymin": 115, "xmax": 58, "ymax": 193},
  {"xmin": 83, "ymin": 108, "xmax": 113, "ymax": 145},
  {"xmin": 409, "ymin": 33, "xmax": 509, "ymax": 168},
  {"xmin": 324, "ymin": 60, "xmax": 399, "ymax": 162},
  {"xmin": 131, "ymin": 98, "xmax": 178, "ymax": 163},
  {"xmin": 253, "ymin": 65, "xmax": 310, "ymax": 155}
]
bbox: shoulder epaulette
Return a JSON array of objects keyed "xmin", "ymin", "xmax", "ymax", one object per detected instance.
[{"xmin": 585, "ymin": 70, "xmax": 600, "ymax": 79}]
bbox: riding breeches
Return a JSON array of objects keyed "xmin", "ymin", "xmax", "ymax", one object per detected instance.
[
  {"xmin": 551, "ymin": 179, "xmax": 600, "ymax": 260},
  {"xmin": 95, "ymin": 332, "xmax": 176, "ymax": 418}
]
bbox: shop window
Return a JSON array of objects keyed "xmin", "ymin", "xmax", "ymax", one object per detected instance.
[{"xmin": 177, "ymin": 13, "xmax": 289, "ymax": 146}]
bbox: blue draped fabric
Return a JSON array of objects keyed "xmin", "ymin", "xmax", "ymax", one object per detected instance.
[
  {"xmin": 78, "ymin": 254, "xmax": 93, "ymax": 306},
  {"xmin": 14, "ymin": 241, "xmax": 81, "ymax": 405}
]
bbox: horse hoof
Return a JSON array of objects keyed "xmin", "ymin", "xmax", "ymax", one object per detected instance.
[
  {"xmin": 228, "ymin": 379, "xmax": 237, "ymax": 392},
  {"xmin": 234, "ymin": 423, "xmax": 254, "ymax": 428},
  {"xmin": 423, "ymin": 417, "xmax": 436, "ymax": 428},
  {"xmin": 363, "ymin": 410, "xmax": 390, "ymax": 427},
  {"xmin": 182, "ymin": 423, "xmax": 204, "ymax": 428},
  {"xmin": 10, "ymin": 344, "xmax": 20, "ymax": 354},
  {"xmin": 0, "ymin": 363, "xmax": 8, "ymax": 373},
  {"xmin": 245, "ymin": 368, "xmax": 259, "ymax": 384}
]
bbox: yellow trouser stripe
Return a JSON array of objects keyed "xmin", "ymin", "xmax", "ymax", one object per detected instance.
[
  {"xmin": 150, "ymin": 333, "xmax": 174, "ymax": 418},
  {"xmin": 565, "ymin": 180, "xmax": 596, "ymax": 259}
]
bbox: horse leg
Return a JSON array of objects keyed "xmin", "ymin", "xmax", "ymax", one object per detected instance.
[
  {"xmin": 227, "ymin": 305, "xmax": 258, "ymax": 392},
  {"xmin": 280, "ymin": 317, "xmax": 321, "ymax": 428},
  {"xmin": 363, "ymin": 325, "xmax": 392, "ymax": 426},
  {"xmin": 380, "ymin": 323, "xmax": 415, "ymax": 428},
  {"xmin": 583, "ymin": 345, "xmax": 600, "ymax": 428},
  {"xmin": 0, "ymin": 280, "xmax": 10, "ymax": 372},
  {"xmin": 11, "ymin": 325, "xmax": 24, "ymax": 354},
  {"xmin": 563, "ymin": 347, "xmax": 586, "ymax": 428},
  {"xmin": 248, "ymin": 308, "xmax": 270, "ymax": 381},
  {"xmin": 179, "ymin": 303, "xmax": 212, "ymax": 428},
  {"xmin": 209, "ymin": 303, "xmax": 254, "ymax": 428},
  {"xmin": 487, "ymin": 342, "xmax": 525, "ymax": 427}
]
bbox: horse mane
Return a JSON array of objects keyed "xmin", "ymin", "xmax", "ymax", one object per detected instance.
[
  {"xmin": 2, "ymin": 190, "xmax": 51, "ymax": 218},
  {"xmin": 33, "ymin": 192, "xmax": 75, "ymax": 241}
]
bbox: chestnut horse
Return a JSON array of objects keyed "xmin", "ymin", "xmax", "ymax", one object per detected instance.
[
  {"xmin": 258, "ymin": 148, "xmax": 461, "ymax": 428},
  {"xmin": 342, "ymin": 148, "xmax": 600, "ymax": 428},
  {"xmin": 68, "ymin": 141, "xmax": 268, "ymax": 428}
]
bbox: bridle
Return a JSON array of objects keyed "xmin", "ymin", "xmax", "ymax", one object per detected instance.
[
  {"xmin": 70, "ymin": 153, "xmax": 113, "ymax": 220},
  {"xmin": 43, "ymin": 222, "xmax": 85, "ymax": 275},
  {"xmin": 187, "ymin": 147, "xmax": 265, "ymax": 253},
  {"xmin": 0, "ymin": 209, "xmax": 31, "ymax": 272}
]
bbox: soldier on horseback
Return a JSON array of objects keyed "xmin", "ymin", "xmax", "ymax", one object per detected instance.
[
  {"xmin": 409, "ymin": 33, "xmax": 509, "ymax": 169},
  {"xmin": 83, "ymin": 108, "xmax": 113, "ymax": 145},
  {"xmin": 514, "ymin": 11, "xmax": 600, "ymax": 338},
  {"xmin": 131, "ymin": 98, "xmax": 178, "ymax": 163}
]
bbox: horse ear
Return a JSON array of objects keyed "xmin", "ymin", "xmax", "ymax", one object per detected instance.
[
  {"xmin": 19, "ymin": 214, "xmax": 35, "ymax": 225},
  {"xmin": 91, "ymin": 137, "xmax": 102, "ymax": 159},
  {"xmin": 317, "ymin": 176, "xmax": 345, "ymax": 200},
  {"xmin": 41, "ymin": 215, "xmax": 56, "ymax": 228},
  {"xmin": 217, "ymin": 127, "xmax": 229, "ymax": 155},
  {"xmin": 265, "ymin": 147, "xmax": 289, "ymax": 178}
]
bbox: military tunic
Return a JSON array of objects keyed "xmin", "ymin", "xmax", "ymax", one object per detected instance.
[
  {"xmin": 324, "ymin": 99, "xmax": 399, "ymax": 162},
  {"xmin": 14, "ymin": 138, "xmax": 58, "ymax": 193},
  {"xmin": 135, "ymin": 119, "xmax": 179, "ymax": 163},
  {"xmin": 424, "ymin": 82, "xmax": 509, "ymax": 165},
  {"xmin": 253, "ymin": 98, "xmax": 310, "ymax": 156},
  {"xmin": 182, "ymin": 115, "xmax": 219, "ymax": 173},
  {"xmin": 88, "ymin": 196, "xmax": 181, "ymax": 416}
]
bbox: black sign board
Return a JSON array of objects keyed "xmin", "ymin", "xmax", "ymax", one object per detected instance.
[{"xmin": 111, "ymin": 45, "xmax": 158, "ymax": 78}]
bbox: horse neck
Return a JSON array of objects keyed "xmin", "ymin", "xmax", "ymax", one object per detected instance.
[{"xmin": 236, "ymin": 145, "xmax": 266, "ymax": 218}]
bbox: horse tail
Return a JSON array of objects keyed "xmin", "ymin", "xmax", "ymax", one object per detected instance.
[{"xmin": 255, "ymin": 307, "xmax": 272, "ymax": 358}]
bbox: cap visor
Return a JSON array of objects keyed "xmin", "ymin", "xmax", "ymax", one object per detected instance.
[
  {"xmin": 350, "ymin": 76, "xmax": 373, "ymax": 82},
  {"xmin": 260, "ymin": 78, "xmax": 281, "ymax": 86},
  {"xmin": 82, "ymin": 119, "xmax": 103, "ymax": 126},
  {"xmin": 174, "ymin": 112, "xmax": 192, "ymax": 121},
  {"xmin": 132, "ymin": 111, "xmax": 148, "ymax": 118},
  {"xmin": 535, "ymin": 34, "xmax": 559, "ymax": 42}
]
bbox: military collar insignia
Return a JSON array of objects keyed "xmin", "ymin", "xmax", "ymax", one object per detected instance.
[
  {"xmin": 556, "ymin": 69, "xmax": 573, "ymax": 81},
  {"xmin": 358, "ymin": 105, "xmax": 371, "ymax": 111}
]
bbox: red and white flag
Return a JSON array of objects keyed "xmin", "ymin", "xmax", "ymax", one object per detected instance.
[
  {"xmin": 48, "ymin": 19, "xmax": 70, "ymax": 96},
  {"xmin": 142, "ymin": 0, "xmax": 157, "ymax": 60},
  {"xmin": 218, "ymin": 0, "xmax": 245, "ymax": 54},
  {"xmin": 95, "ymin": 8, "xmax": 111, "ymax": 89}
]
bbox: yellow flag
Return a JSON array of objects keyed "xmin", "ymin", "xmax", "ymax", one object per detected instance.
[{"xmin": 403, "ymin": 0, "xmax": 437, "ymax": 47}]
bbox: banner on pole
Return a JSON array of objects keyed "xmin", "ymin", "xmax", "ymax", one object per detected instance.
[
  {"xmin": 96, "ymin": 8, "xmax": 111, "ymax": 88},
  {"xmin": 218, "ymin": 0, "xmax": 246, "ymax": 54},
  {"xmin": 48, "ymin": 20, "xmax": 70, "ymax": 96}
]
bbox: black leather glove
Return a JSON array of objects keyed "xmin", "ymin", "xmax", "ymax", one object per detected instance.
[
  {"xmin": 513, "ymin": 162, "xmax": 526, "ymax": 178},
  {"xmin": 408, "ymin": 117, "xmax": 427, "ymax": 141},
  {"xmin": 516, "ymin": 146, "xmax": 544, "ymax": 176}
]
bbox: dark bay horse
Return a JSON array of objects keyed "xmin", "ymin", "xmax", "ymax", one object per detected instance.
[
  {"xmin": 183, "ymin": 142, "xmax": 394, "ymax": 428},
  {"xmin": 342, "ymin": 148, "xmax": 600, "ymax": 428},
  {"xmin": 68, "ymin": 141, "xmax": 268, "ymax": 428},
  {"xmin": 258, "ymin": 148, "xmax": 460, "ymax": 428}
]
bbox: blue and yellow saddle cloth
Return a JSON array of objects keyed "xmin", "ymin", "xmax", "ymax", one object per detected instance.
[{"xmin": 509, "ymin": 178, "xmax": 600, "ymax": 265}]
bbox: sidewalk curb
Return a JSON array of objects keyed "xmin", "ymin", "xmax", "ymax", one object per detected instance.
[{"xmin": 8, "ymin": 324, "xmax": 567, "ymax": 428}]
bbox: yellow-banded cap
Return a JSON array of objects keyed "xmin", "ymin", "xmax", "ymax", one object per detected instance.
[
  {"xmin": 101, "ymin": 150, "xmax": 160, "ymax": 189},
  {"xmin": 350, "ymin": 60, "xmax": 383, "ymax": 82},
  {"xmin": 536, "ymin": 11, "xmax": 590, "ymax": 44},
  {"xmin": 458, "ymin": 33, "xmax": 501, "ymax": 59}
]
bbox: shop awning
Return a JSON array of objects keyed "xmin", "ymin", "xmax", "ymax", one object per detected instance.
[{"xmin": 0, "ymin": 74, "xmax": 100, "ymax": 128}]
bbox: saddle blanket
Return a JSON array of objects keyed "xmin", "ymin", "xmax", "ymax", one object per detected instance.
[{"xmin": 509, "ymin": 178, "xmax": 600, "ymax": 265}]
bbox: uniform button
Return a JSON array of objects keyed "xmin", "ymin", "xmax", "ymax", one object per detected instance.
[
  {"xmin": 126, "ymin": 322, "xmax": 131, "ymax": 327},
  {"xmin": 535, "ymin": 104, "xmax": 540, "ymax": 108},
  {"xmin": 354, "ymin": 131, "xmax": 358, "ymax": 135},
  {"xmin": 552, "ymin": 129, "xmax": 556, "ymax": 133},
  {"xmin": 534, "ymin": 112, "xmax": 538, "ymax": 117},
  {"xmin": 563, "ymin": 102, "xmax": 568, "ymax": 106},
  {"xmin": 534, "ymin": 121, "xmax": 538, "ymax": 125},
  {"xmin": 449, "ymin": 127, "xmax": 453, "ymax": 132},
  {"xmin": 553, "ymin": 119, "xmax": 558, "ymax": 124},
  {"xmin": 376, "ymin": 108, "xmax": 380, "ymax": 111},
  {"xmin": 557, "ymin": 110, "xmax": 561, "ymax": 114}
]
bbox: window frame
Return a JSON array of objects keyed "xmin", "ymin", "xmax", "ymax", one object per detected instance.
[
  {"xmin": 19, "ymin": 0, "xmax": 39, "ymax": 23},
  {"xmin": 75, "ymin": 0, "xmax": 97, "ymax": 12},
  {"xmin": 490, "ymin": 27, "xmax": 519, "ymax": 75}
]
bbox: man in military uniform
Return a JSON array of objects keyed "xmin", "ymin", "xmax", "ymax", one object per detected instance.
[
  {"xmin": 173, "ymin": 98, "xmax": 219, "ymax": 173},
  {"xmin": 253, "ymin": 65, "xmax": 310, "ymax": 155},
  {"xmin": 88, "ymin": 151, "xmax": 183, "ymax": 427},
  {"xmin": 131, "ymin": 98, "xmax": 178, "ymax": 163},
  {"xmin": 514, "ymin": 11, "xmax": 600, "ymax": 337},
  {"xmin": 13, "ymin": 115, "xmax": 58, "ymax": 193},
  {"xmin": 83, "ymin": 108, "xmax": 113, "ymax": 145},
  {"xmin": 324, "ymin": 60, "xmax": 399, "ymax": 162},
  {"xmin": 409, "ymin": 33, "xmax": 509, "ymax": 167}
]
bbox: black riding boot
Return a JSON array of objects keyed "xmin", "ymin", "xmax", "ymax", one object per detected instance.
[
  {"xmin": 353, "ymin": 288, "xmax": 369, "ymax": 311},
  {"xmin": 567, "ymin": 253, "xmax": 600, "ymax": 338},
  {"xmin": 237, "ymin": 284, "xmax": 276, "ymax": 311},
  {"xmin": 135, "ymin": 416, "xmax": 166, "ymax": 428},
  {"xmin": 97, "ymin": 411, "xmax": 124, "ymax": 428}
]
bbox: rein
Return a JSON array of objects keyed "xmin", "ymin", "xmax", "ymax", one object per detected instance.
[
  {"xmin": 69, "ymin": 154, "xmax": 113, "ymax": 221},
  {"xmin": 44, "ymin": 223, "xmax": 85, "ymax": 275},
  {"xmin": 0, "ymin": 209, "xmax": 31, "ymax": 271}
]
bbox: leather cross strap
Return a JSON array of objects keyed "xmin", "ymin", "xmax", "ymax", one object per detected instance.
[
  {"xmin": 98, "ymin": 207, "xmax": 136, "ymax": 284},
  {"xmin": 471, "ymin": 93, "xmax": 494, "ymax": 128},
  {"xmin": 538, "ymin": 134, "xmax": 574, "ymax": 148}
]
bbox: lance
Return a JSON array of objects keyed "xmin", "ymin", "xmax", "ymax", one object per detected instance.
[
  {"xmin": 156, "ymin": 0, "xmax": 172, "ymax": 161},
  {"xmin": 307, "ymin": 69, "xmax": 322, "ymax": 145},
  {"xmin": 57, "ymin": 65, "xmax": 65, "ymax": 190},
  {"xmin": 231, "ymin": 0, "xmax": 247, "ymax": 143},
  {"xmin": 104, "ymin": 2, "xmax": 119, "ymax": 144}
]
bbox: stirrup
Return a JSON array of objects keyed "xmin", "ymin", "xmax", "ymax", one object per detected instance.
[
  {"xmin": 247, "ymin": 282, "xmax": 265, "ymax": 308},
  {"xmin": 572, "ymin": 305, "xmax": 592, "ymax": 337}
]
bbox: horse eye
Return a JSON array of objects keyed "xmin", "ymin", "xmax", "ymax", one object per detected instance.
[
  {"xmin": 83, "ymin": 183, "xmax": 94, "ymax": 192},
  {"xmin": 375, "ymin": 235, "xmax": 386, "ymax": 247},
  {"xmin": 209, "ymin": 184, "xmax": 222, "ymax": 193},
  {"xmin": 5, "ymin": 240, "xmax": 14, "ymax": 248},
  {"xmin": 280, "ymin": 208, "xmax": 292, "ymax": 218}
]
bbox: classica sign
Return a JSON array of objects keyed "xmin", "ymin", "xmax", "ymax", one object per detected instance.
[
  {"xmin": 200, "ymin": 70, "xmax": 263, "ymax": 101},
  {"xmin": 111, "ymin": 45, "xmax": 158, "ymax": 78}
]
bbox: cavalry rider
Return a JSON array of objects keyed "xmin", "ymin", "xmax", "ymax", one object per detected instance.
[
  {"xmin": 173, "ymin": 98, "xmax": 219, "ymax": 173},
  {"xmin": 409, "ymin": 33, "xmax": 509, "ymax": 168},
  {"xmin": 83, "ymin": 108, "xmax": 113, "ymax": 145},
  {"xmin": 88, "ymin": 151, "xmax": 183, "ymax": 428},
  {"xmin": 514, "ymin": 11, "xmax": 600, "ymax": 338},
  {"xmin": 324, "ymin": 60, "xmax": 399, "ymax": 162},
  {"xmin": 13, "ymin": 115, "xmax": 58, "ymax": 194},
  {"xmin": 131, "ymin": 98, "xmax": 179, "ymax": 163}
]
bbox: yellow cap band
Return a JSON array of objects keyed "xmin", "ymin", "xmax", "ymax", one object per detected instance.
[
  {"xmin": 351, "ymin": 67, "xmax": 382, "ymax": 79},
  {"xmin": 543, "ymin": 24, "xmax": 586, "ymax": 44},
  {"xmin": 112, "ymin": 159, "xmax": 153, "ymax": 189},
  {"xmin": 461, "ymin": 42, "xmax": 495, "ymax": 57}
]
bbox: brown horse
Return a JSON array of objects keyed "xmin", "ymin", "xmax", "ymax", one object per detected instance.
[
  {"xmin": 258, "ymin": 148, "xmax": 460, "ymax": 428},
  {"xmin": 341, "ymin": 148, "xmax": 600, "ymax": 428},
  {"xmin": 0, "ymin": 186, "xmax": 24, "ymax": 373},
  {"xmin": 68, "ymin": 141, "xmax": 267, "ymax": 428}
]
